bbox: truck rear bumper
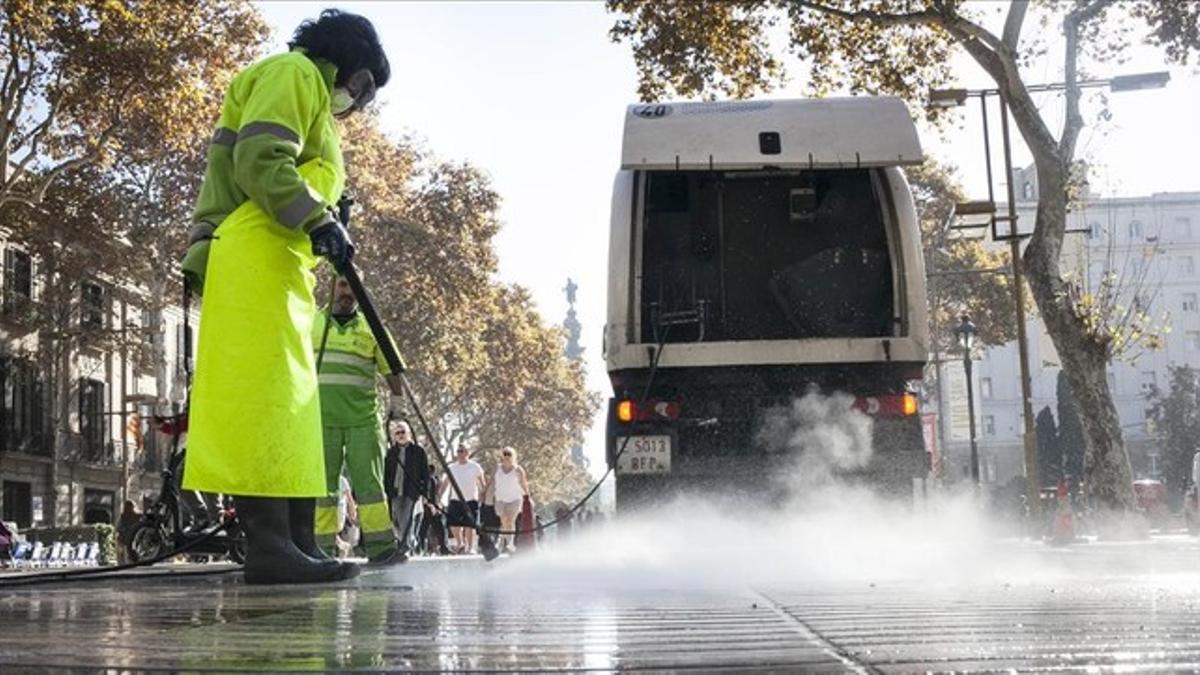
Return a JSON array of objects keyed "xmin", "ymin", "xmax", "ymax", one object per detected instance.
[{"xmin": 609, "ymin": 414, "xmax": 928, "ymax": 509}]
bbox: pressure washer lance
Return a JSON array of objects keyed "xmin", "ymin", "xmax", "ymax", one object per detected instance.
[
  {"xmin": 314, "ymin": 194, "xmax": 356, "ymax": 374},
  {"xmin": 339, "ymin": 262, "xmax": 500, "ymax": 562}
]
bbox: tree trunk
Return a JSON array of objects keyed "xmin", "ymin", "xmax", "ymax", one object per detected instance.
[
  {"xmin": 38, "ymin": 247, "xmax": 67, "ymax": 528},
  {"xmin": 148, "ymin": 272, "xmax": 169, "ymax": 406},
  {"xmin": 1022, "ymin": 162, "xmax": 1137, "ymax": 521}
]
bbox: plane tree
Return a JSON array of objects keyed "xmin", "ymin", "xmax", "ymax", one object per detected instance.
[{"xmin": 0, "ymin": 0, "xmax": 265, "ymax": 210}]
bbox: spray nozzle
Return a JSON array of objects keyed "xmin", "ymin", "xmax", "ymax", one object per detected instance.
[
  {"xmin": 337, "ymin": 192, "xmax": 356, "ymax": 229},
  {"xmin": 478, "ymin": 530, "xmax": 499, "ymax": 561}
]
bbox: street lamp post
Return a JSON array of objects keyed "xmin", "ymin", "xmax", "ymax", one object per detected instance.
[
  {"xmin": 929, "ymin": 70, "xmax": 1169, "ymax": 514},
  {"xmin": 955, "ymin": 315, "xmax": 980, "ymax": 486}
]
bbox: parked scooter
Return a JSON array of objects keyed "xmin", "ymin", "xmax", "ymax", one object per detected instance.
[{"xmin": 126, "ymin": 413, "xmax": 246, "ymax": 564}]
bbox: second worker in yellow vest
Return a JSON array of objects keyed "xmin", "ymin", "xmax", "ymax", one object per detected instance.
[{"xmin": 313, "ymin": 275, "xmax": 407, "ymax": 564}]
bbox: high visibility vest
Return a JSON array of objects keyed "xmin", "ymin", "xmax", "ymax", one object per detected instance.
[
  {"xmin": 313, "ymin": 311, "xmax": 391, "ymax": 426},
  {"xmin": 183, "ymin": 48, "xmax": 344, "ymax": 295},
  {"xmin": 193, "ymin": 48, "xmax": 342, "ymax": 235}
]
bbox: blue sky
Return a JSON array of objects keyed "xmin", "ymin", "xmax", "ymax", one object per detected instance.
[{"xmin": 255, "ymin": 1, "xmax": 1200, "ymax": 475}]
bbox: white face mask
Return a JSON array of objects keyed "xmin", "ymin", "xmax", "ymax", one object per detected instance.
[{"xmin": 331, "ymin": 87, "xmax": 356, "ymax": 117}]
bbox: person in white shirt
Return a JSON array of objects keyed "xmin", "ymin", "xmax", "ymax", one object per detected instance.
[
  {"xmin": 484, "ymin": 446, "xmax": 530, "ymax": 553},
  {"xmin": 438, "ymin": 444, "xmax": 485, "ymax": 554}
]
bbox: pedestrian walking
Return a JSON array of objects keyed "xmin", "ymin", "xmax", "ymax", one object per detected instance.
[
  {"xmin": 384, "ymin": 420, "xmax": 429, "ymax": 556},
  {"xmin": 554, "ymin": 502, "xmax": 573, "ymax": 543},
  {"xmin": 484, "ymin": 447, "xmax": 530, "ymax": 553},
  {"xmin": 116, "ymin": 500, "xmax": 141, "ymax": 565},
  {"xmin": 0, "ymin": 520, "xmax": 14, "ymax": 565},
  {"xmin": 312, "ymin": 276, "xmax": 407, "ymax": 565},
  {"xmin": 439, "ymin": 445, "xmax": 485, "ymax": 554},
  {"xmin": 180, "ymin": 8, "xmax": 390, "ymax": 584}
]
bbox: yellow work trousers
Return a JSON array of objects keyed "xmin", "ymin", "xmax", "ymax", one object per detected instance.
[{"xmin": 314, "ymin": 424, "xmax": 396, "ymax": 558}]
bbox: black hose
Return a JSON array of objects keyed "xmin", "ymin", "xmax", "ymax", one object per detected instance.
[
  {"xmin": 419, "ymin": 330, "xmax": 670, "ymax": 539},
  {"xmin": 466, "ymin": 331, "xmax": 669, "ymax": 538}
]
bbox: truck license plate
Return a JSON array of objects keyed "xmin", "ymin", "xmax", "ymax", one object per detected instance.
[{"xmin": 617, "ymin": 435, "xmax": 671, "ymax": 474}]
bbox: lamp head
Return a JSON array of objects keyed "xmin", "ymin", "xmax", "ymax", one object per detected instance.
[
  {"xmin": 928, "ymin": 88, "xmax": 969, "ymax": 109},
  {"xmin": 1109, "ymin": 71, "xmax": 1170, "ymax": 93},
  {"xmin": 955, "ymin": 314, "xmax": 977, "ymax": 352}
]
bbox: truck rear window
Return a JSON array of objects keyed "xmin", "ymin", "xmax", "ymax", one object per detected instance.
[{"xmin": 639, "ymin": 169, "xmax": 894, "ymax": 343}]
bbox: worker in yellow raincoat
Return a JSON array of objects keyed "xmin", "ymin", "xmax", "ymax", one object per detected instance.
[{"xmin": 180, "ymin": 9, "xmax": 389, "ymax": 584}]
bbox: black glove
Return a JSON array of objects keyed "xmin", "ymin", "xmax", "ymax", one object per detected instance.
[{"xmin": 309, "ymin": 215, "xmax": 354, "ymax": 273}]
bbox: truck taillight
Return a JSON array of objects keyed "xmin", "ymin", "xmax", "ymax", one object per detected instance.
[
  {"xmin": 854, "ymin": 394, "xmax": 919, "ymax": 417},
  {"xmin": 617, "ymin": 400, "xmax": 635, "ymax": 423},
  {"xmin": 616, "ymin": 399, "xmax": 681, "ymax": 423}
]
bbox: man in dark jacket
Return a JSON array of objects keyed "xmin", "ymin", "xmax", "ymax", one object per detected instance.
[{"xmin": 384, "ymin": 420, "xmax": 429, "ymax": 557}]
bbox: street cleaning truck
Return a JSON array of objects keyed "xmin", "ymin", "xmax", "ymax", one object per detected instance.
[{"xmin": 603, "ymin": 98, "xmax": 930, "ymax": 508}]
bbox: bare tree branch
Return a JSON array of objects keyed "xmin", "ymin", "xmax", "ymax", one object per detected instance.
[
  {"xmin": 5, "ymin": 49, "xmax": 37, "ymax": 143},
  {"xmin": 8, "ymin": 96, "xmax": 65, "ymax": 190},
  {"xmin": 10, "ymin": 71, "xmax": 64, "ymax": 151},
  {"xmin": 0, "ymin": 48, "xmax": 22, "ymax": 164},
  {"xmin": 795, "ymin": 1, "xmax": 941, "ymax": 26},
  {"xmin": 796, "ymin": 0, "xmax": 1057, "ymax": 161},
  {"xmin": 1075, "ymin": 0, "xmax": 1115, "ymax": 23},
  {"xmin": 0, "ymin": 36, "xmax": 18, "ymax": 106},
  {"xmin": 1001, "ymin": 0, "xmax": 1029, "ymax": 52},
  {"xmin": 1062, "ymin": 0, "xmax": 1116, "ymax": 158},
  {"xmin": 0, "ymin": 134, "xmax": 112, "ymax": 211}
]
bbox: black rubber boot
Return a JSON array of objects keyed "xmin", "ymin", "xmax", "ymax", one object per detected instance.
[
  {"xmin": 236, "ymin": 496, "xmax": 359, "ymax": 584},
  {"xmin": 288, "ymin": 498, "xmax": 331, "ymax": 560},
  {"xmin": 367, "ymin": 546, "xmax": 408, "ymax": 566}
]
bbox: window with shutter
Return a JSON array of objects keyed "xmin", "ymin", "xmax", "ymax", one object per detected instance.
[
  {"xmin": 80, "ymin": 282, "xmax": 105, "ymax": 329},
  {"xmin": 3, "ymin": 249, "xmax": 33, "ymax": 315},
  {"xmin": 79, "ymin": 379, "xmax": 107, "ymax": 459}
]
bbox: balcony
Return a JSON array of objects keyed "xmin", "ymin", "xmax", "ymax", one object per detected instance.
[
  {"xmin": 0, "ymin": 293, "xmax": 40, "ymax": 330},
  {"xmin": 61, "ymin": 433, "xmax": 121, "ymax": 467},
  {"xmin": 0, "ymin": 428, "xmax": 52, "ymax": 458}
]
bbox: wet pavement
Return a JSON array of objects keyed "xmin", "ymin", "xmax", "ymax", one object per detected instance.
[{"xmin": 1, "ymin": 536, "xmax": 1199, "ymax": 672}]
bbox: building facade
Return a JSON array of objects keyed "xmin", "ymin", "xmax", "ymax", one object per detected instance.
[
  {"xmin": 0, "ymin": 234, "xmax": 193, "ymax": 531},
  {"xmin": 941, "ymin": 169, "xmax": 1200, "ymax": 487}
]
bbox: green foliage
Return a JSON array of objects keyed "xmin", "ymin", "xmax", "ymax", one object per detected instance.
[
  {"xmin": 0, "ymin": 0, "xmax": 268, "ymax": 210},
  {"xmin": 608, "ymin": 0, "xmax": 784, "ymax": 101},
  {"xmin": 908, "ymin": 160, "xmax": 1016, "ymax": 349},
  {"xmin": 1064, "ymin": 233, "xmax": 1170, "ymax": 362},
  {"xmin": 605, "ymin": 1, "xmax": 1199, "ymax": 111},
  {"xmin": 606, "ymin": 0, "xmax": 958, "ymax": 110},
  {"xmin": 1146, "ymin": 365, "xmax": 1200, "ymax": 499},
  {"xmin": 23, "ymin": 523, "xmax": 116, "ymax": 565}
]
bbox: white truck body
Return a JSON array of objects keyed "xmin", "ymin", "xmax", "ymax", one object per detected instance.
[{"xmin": 603, "ymin": 97, "xmax": 930, "ymax": 506}]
